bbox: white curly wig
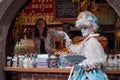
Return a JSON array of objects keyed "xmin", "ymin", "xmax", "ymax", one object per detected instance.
[{"xmin": 75, "ymin": 11, "xmax": 99, "ymax": 32}]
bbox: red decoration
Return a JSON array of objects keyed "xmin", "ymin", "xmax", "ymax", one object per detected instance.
[{"xmin": 23, "ymin": 0, "xmax": 54, "ymax": 14}]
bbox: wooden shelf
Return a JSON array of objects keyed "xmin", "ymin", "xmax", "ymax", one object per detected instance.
[
  {"xmin": 104, "ymin": 69, "xmax": 120, "ymax": 74},
  {"xmin": 4, "ymin": 67, "xmax": 120, "ymax": 74},
  {"xmin": 101, "ymin": 31, "xmax": 114, "ymax": 33},
  {"xmin": 4, "ymin": 67, "xmax": 71, "ymax": 73},
  {"xmin": 21, "ymin": 22, "xmax": 63, "ymax": 27}
]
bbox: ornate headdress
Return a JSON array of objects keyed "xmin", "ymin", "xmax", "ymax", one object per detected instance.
[{"xmin": 75, "ymin": 11, "xmax": 99, "ymax": 31}]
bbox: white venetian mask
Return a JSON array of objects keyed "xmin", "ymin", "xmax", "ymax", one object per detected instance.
[{"xmin": 80, "ymin": 26, "xmax": 91, "ymax": 37}]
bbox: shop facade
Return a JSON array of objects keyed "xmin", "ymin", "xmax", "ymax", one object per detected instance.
[{"xmin": 0, "ymin": 0, "xmax": 120, "ymax": 80}]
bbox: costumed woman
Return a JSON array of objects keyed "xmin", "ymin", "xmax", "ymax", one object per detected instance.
[{"xmin": 59, "ymin": 11, "xmax": 108, "ymax": 80}]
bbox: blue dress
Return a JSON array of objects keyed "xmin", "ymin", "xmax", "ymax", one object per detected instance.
[{"xmin": 71, "ymin": 68, "xmax": 107, "ymax": 80}]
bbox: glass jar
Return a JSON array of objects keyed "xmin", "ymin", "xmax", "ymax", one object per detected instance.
[{"xmin": 48, "ymin": 55, "xmax": 59, "ymax": 68}]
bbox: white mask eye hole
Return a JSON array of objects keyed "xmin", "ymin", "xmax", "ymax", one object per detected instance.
[
  {"xmin": 81, "ymin": 27, "xmax": 89, "ymax": 30},
  {"xmin": 83, "ymin": 27, "xmax": 87, "ymax": 29}
]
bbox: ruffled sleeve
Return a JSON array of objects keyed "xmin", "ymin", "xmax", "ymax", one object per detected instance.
[
  {"xmin": 65, "ymin": 40, "xmax": 84, "ymax": 55},
  {"xmin": 60, "ymin": 32, "xmax": 84, "ymax": 55}
]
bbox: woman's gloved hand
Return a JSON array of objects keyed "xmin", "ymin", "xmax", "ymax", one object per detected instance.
[{"xmin": 58, "ymin": 31, "xmax": 70, "ymax": 40}]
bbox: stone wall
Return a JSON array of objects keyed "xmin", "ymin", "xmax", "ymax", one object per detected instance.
[{"xmin": 0, "ymin": 0, "xmax": 27, "ymax": 80}]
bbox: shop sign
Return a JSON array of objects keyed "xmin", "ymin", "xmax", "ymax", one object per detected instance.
[{"xmin": 23, "ymin": 0, "xmax": 54, "ymax": 14}]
